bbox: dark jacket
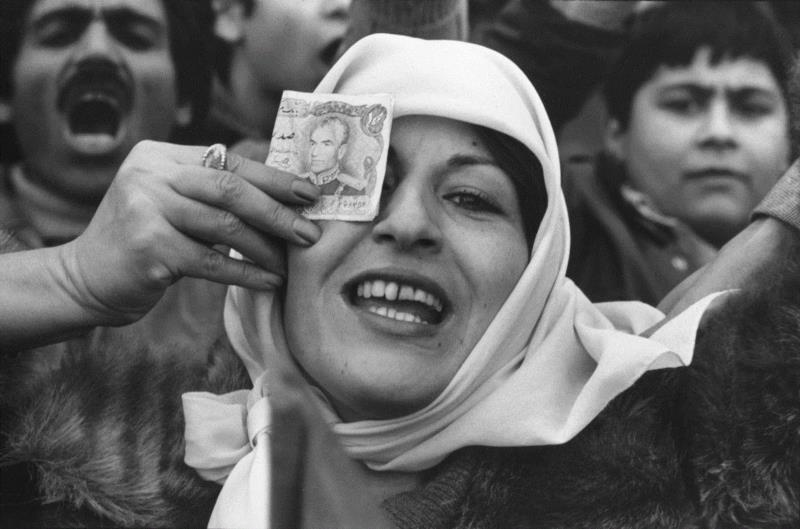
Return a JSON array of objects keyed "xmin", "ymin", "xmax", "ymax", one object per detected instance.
[{"xmin": 566, "ymin": 155, "xmax": 717, "ymax": 305}]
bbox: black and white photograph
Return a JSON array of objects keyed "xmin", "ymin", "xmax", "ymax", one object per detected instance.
[{"xmin": 2, "ymin": 1, "xmax": 800, "ymax": 528}]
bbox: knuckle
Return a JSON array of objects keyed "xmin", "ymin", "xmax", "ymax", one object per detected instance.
[
  {"xmin": 214, "ymin": 171, "xmax": 244, "ymax": 206},
  {"xmin": 226, "ymin": 152, "xmax": 244, "ymax": 173},
  {"xmin": 144, "ymin": 262, "xmax": 174, "ymax": 286},
  {"xmin": 265, "ymin": 203, "xmax": 289, "ymax": 229},
  {"xmin": 217, "ymin": 211, "xmax": 246, "ymax": 238},
  {"xmin": 202, "ymin": 250, "xmax": 227, "ymax": 276}
]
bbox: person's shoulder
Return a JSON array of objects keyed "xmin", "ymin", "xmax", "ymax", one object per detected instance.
[{"xmin": 395, "ymin": 377, "xmax": 685, "ymax": 526}]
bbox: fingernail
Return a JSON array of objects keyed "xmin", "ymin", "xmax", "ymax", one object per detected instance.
[
  {"xmin": 291, "ymin": 179, "xmax": 321, "ymax": 203},
  {"xmin": 255, "ymin": 272, "xmax": 284, "ymax": 290},
  {"xmin": 293, "ymin": 218, "xmax": 321, "ymax": 245}
]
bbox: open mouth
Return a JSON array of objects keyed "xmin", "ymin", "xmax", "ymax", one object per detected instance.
[
  {"xmin": 57, "ymin": 62, "xmax": 132, "ymax": 145},
  {"xmin": 347, "ymin": 276, "xmax": 449, "ymax": 326},
  {"xmin": 68, "ymin": 93, "xmax": 122, "ymax": 136}
]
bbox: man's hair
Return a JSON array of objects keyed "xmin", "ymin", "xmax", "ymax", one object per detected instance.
[
  {"xmin": 603, "ymin": 2, "xmax": 795, "ymax": 130},
  {"xmin": 0, "ymin": 0, "xmax": 215, "ymax": 159},
  {"xmin": 313, "ymin": 115, "xmax": 350, "ymax": 147}
]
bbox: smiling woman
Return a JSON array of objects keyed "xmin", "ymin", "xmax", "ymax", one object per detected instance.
[
  {"xmin": 2, "ymin": 22, "xmax": 800, "ymax": 529},
  {"xmin": 182, "ymin": 33, "xmax": 754, "ymax": 528},
  {"xmin": 284, "ymin": 115, "xmax": 532, "ymax": 421}
]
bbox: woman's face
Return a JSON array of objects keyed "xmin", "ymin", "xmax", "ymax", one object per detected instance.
[
  {"xmin": 283, "ymin": 116, "xmax": 529, "ymax": 421},
  {"xmin": 607, "ymin": 47, "xmax": 790, "ymax": 247}
]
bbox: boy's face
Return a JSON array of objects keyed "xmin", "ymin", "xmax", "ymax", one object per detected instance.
[{"xmin": 607, "ymin": 47, "xmax": 790, "ymax": 246}]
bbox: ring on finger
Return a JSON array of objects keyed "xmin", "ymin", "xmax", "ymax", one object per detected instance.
[{"xmin": 202, "ymin": 143, "xmax": 228, "ymax": 170}]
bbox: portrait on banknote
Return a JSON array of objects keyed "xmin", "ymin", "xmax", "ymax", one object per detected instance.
[{"xmin": 266, "ymin": 90, "xmax": 394, "ymax": 221}]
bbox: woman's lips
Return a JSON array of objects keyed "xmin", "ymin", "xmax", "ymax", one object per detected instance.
[{"xmin": 345, "ymin": 273, "xmax": 450, "ymax": 326}]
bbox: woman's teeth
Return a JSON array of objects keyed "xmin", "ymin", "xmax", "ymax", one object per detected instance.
[
  {"xmin": 354, "ymin": 279, "xmax": 444, "ymax": 324},
  {"xmin": 367, "ymin": 306, "xmax": 426, "ymax": 323},
  {"xmin": 357, "ymin": 280, "xmax": 443, "ymax": 312}
]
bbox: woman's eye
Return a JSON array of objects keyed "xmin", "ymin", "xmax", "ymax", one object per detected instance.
[{"xmin": 445, "ymin": 189, "xmax": 501, "ymax": 213}]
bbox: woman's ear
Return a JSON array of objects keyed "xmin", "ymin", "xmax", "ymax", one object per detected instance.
[
  {"xmin": 213, "ymin": 0, "xmax": 247, "ymax": 44},
  {"xmin": 175, "ymin": 101, "xmax": 192, "ymax": 128},
  {"xmin": 604, "ymin": 117, "xmax": 627, "ymax": 161},
  {"xmin": 0, "ymin": 99, "xmax": 12, "ymax": 124}
]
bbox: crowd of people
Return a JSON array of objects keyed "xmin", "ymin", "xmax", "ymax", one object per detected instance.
[{"xmin": 1, "ymin": 1, "xmax": 800, "ymax": 528}]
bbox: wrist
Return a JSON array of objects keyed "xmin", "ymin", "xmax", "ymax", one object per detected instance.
[
  {"xmin": 752, "ymin": 159, "xmax": 800, "ymax": 234},
  {"xmin": 0, "ymin": 245, "xmax": 112, "ymax": 351},
  {"xmin": 55, "ymin": 241, "xmax": 136, "ymax": 327}
]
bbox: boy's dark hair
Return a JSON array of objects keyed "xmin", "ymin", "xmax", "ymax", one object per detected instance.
[
  {"xmin": 0, "ymin": 0, "xmax": 215, "ymax": 158},
  {"xmin": 603, "ymin": 1, "xmax": 795, "ymax": 131}
]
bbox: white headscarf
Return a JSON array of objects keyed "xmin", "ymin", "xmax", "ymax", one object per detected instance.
[{"xmin": 184, "ymin": 34, "xmax": 720, "ymax": 528}]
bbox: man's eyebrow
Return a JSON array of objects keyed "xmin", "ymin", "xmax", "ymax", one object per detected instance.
[
  {"xmin": 103, "ymin": 6, "xmax": 164, "ymax": 30},
  {"xmin": 29, "ymin": 6, "xmax": 90, "ymax": 30},
  {"xmin": 29, "ymin": 5, "xmax": 164, "ymax": 31}
]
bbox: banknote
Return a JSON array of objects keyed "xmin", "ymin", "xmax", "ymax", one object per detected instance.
[{"xmin": 265, "ymin": 90, "xmax": 394, "ymax": 221}]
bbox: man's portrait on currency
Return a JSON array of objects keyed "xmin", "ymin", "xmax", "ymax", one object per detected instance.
[
  {"xmin": 300, "ymin": 116, "xmax": 364, "ymax": 197},
  {"xmin": 266, "ymin": 91, "xmax": 394, "ymax": 221}
]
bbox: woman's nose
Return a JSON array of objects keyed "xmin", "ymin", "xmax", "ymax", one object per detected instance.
[
  {"xmin": 698, "ymin": 98, "xmax": 737, "ymax": 150},
  {"xmin": 371, "ymin": 183, "xmax": 442, "ymax": 253}
]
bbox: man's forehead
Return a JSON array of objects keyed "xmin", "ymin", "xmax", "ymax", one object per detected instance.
[
  {"xmin": 29, "ymin": 0, "xmax": 165, "ymax": 21},
  {"xmin": 312, "ymin": 124, "xmax": 336, "ymax": 136}
]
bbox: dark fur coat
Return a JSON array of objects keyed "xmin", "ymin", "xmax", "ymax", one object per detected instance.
[
  {"xmin": 0, "ymin": 335, "xmax": 249, "ymax": 528},
  {"xmin": 2, "ymin": 264, "xmax": 800, "ymax": 528},
  {"xmin": 385, "ymin": 270, "xmax": 800, "ymax": 528}
]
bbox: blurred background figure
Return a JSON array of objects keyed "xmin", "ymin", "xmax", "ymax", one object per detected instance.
[
  {"xmin": 566, "ymin": 1, "xmax": 795, "ymax": 304},
  {"xmin": 0, "ymin": 0, "xmax": 225, "ymax": 353},
  {"xmin": 205, "ymin": 0, "xmax": 350, "ymax": 154},
  {"xmin": 0, "ymin": 0, "xmax": 213, "ymax": 247}
]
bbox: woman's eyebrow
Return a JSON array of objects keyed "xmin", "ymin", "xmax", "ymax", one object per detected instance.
[{"xmin": 446, "ymin": 154, "xmax": 498, "ymax": 169}]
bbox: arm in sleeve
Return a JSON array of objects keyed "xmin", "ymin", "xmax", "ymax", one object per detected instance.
[{"xmin": 473, "ymin": 0, "xmax": 630, "ymax": 131}]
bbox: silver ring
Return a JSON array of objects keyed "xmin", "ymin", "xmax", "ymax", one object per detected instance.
[{"xmin": 202, "ymin": 143, "xmax": 227, "ymax": 170}]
